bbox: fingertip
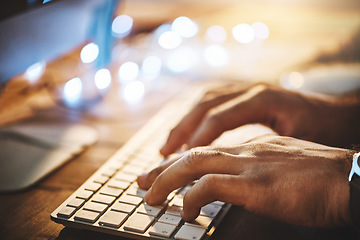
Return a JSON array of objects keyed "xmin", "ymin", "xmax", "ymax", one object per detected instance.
[
  {"xmin": 144, "ymin": 187, "xmax": 152, "ymax": 204},
  {"xmin": 136, "ymin": 173, "xmax": 149, "ymax": 190}
]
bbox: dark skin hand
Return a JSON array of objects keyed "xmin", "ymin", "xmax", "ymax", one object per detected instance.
[
  {"xmin": 137, "ymin": 83, "xmax": 360, "ymax": 228},
  {"xmin": 160, "ymin": 84, "xmax": 360, "ymax": 157},
  {"xmin": 138, "ymin": 135, "xmax": 355, "ymax": 228}
]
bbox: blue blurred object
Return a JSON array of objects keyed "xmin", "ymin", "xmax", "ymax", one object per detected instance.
[{"xmin": 0, "ymin": 0, "xmax": 119, "ymax": 83}]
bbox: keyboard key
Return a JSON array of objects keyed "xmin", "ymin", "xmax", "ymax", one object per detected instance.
[
  {"xmin": 101, "ymin": 168, "xmax": 117, "ymax": 177},
  {"xmin": 158, "ymin": 213, "xmax": 182, "ymax": 226},
  {"xmin": 107, "ymin": 179, "xmax": 131, "ymax": 189},
  {"xmin": 74, "ymin": 209, "xmax": 100, "ymax": 223},
  {"xmin": 76, "ymin": 190, "xmax": 93, "ymax": 200},
  {"xmin": 57, "ymin": 206, "xmax": 76, "ymax": 218},
  {"xmin": 83, "ymin": 202, "xmax": 108, "ymax": 213},
  {"xmin": 93, "ymin": 175, "xmax": 109, "ymax": 185},
  {"xmin": 166, "ymin": 205, "xmax": 182, "ymax": 216},
  {"xmin": 126, "ymin": 187, "xmax": 147, "ymax": 198},
  {"xmin": 118, "ymin": 194, "xmax": 143, "ymax": 206},
  {"xmin": 111, "ymin": 202, "xmax": 136, "ymax": 214},
  {"xmin": 191, "ymin": 215, "xmax": 213, "ymax": 229},
  {"xmin": 91, "ymin": 193, "xmax": 116, "ymax": 205},
  {"xmin": 122, "ymin": 165, "xmax": 145, "ymax": 175},
  {"xmin": 200, "ymin": 204, "xmax": 221, "ymax": 218},
  {"xmin": 67, "ymin": 198, "xmax": 85, "ymax": 209},
  {"xmin": 171, "ymin": 195, "xmax": 183, "ymax": 207},
  {"xmin": 85, "ymin": 182, "xmax": 102, "ymax": 192},
  {"xmin": 114, "ymin": 172, "xmax": 137, "ymax": 182},
  {"xmin": 99, "ymin": 186, "xmax": 124, "ymax": 197},
  {"xmin": 136, "ymin": 203, "xmax": 164, "ymax": 217},
  {"xmin": 212, "ymin": 201, "xmax": 225, "ymax": 206},
  {"xmin": 99, "ymin": 210, "xmax": 128, "ymax": 228},
  {"xmin": 123, "ymin": 213, "xmax": 154, "ymax": 233},
  {"xmin": 149, "ymin": 222, "xmax": 176, "ymax": 238},
  {"xmin": 174, "ymin": 223, "xmax": 206, "ymax": 240}
]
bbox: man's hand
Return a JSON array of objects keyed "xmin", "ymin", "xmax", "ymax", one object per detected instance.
[
  {"xmin": 160, "ymin": 84, "xmax": 360, "ymax": 157},
  {"xmin": 138, "ymin": 135, "xmax": 354, "ymax": 228}
]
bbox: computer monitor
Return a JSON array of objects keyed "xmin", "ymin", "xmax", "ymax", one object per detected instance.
[{"xmin": 0, "ymin": 0, "xmax": 119, "ymax": 191}]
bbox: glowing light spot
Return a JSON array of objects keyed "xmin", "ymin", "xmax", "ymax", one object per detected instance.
[
  {"xmin": 252, "ymin": 22, "xmax": 270, "ymax": 39},
  {"xmin": 122, "ymin": 80, "xmax": 145, "ymax": 104},
  {"xmin": 118, "ymin": 61, "xmax": 139, "ymax": 83},
  {"xmin": 280, "ymin": 72, "xmax": 304, "ymax": 89},
  {"xmin": 80, "ymin": 43, "xmax": 99, "ymax": 64},
  {"xmin": 142, "ymin": 56, "xmax": 162, "ymax": 78},
  {"xmin": 112, "ymin": 15, "xmax": 133, "ymax": 37},
  {"xmin": 154, "ymin": 24, "xmax": 172, "ymax": 38},
  {"xmin": 232, "ymin": 23, "xmax": 255, "ymax": 44},
  {"xmin": 63, "ymin": 78, "xmax": 82, "ymax": 106},
  {"xmin": 206, "ymin": 25, "xmax": 227, "ymax": 43},
  {"xmin": 24, "ymin": 61, "xmax": 46, "ymax": 83},
  {"xmin": 95, "ymin": 68, "xmax": 112, "ymax": 90},
  {"xmin": 158, "ymin": 31, "xmax": 182, "ymax": 49},
  {"xmin": 171, "ymin": 16, "xmax": 198, "ymax": 38},
  {"xmin": 166, "ymin": 46, "xmax": 198, "ymax": 73},
  {"xmin": 203, "ymin": 44, "xmax": 229, "ymax": 67}
]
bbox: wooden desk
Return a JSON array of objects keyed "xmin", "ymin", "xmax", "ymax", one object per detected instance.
[{"xmin": 0, "ymin": 77, "xmax": 357, "ymax": 240}]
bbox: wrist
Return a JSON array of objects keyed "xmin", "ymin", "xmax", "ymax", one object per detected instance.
[{"xmin": 349, "ymin": 152, "xmax": 360, "ymax": 230}]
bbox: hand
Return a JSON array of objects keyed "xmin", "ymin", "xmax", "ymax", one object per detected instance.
[
  {"xmin": 160, "ymin": 83, "xmax": 360, "ymax": 157},
  {"xmin": 138, "ymin": 135, "xmax": 354, "ymax": 228}
]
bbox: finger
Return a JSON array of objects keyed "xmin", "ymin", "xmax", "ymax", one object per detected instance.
[
  {"xmin": 160, "ymin": 87, "xmax": 250, "ymax": 157},
  {"xmin": 145, "ymin": 149, "xmax": 246, "ymax": 206},
  {"xmin": 137, "ymin": 155, "xmax": 180, "ymax": 190},
  {"xmin": 188, "ymin": 84, "xmax": 271, "ymax": 148},
  {"xmin": 181, "ymin": 174, "xmax": 249, "ymax": 221}
]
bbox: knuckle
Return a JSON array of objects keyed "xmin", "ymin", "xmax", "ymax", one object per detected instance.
[{"xmin": 182, "ymin": 149, "xmax": 204, "ymax": 169}]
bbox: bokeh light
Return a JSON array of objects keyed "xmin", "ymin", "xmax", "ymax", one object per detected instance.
[
  {"xmin": 112, "ymin": 15, "xmax": 133, "ymax": 37},
  {"xmin": 280, "ymin": 72, "xmax": 305, "ymax": 89},
  {"xmin": 63, "ymin": 77, "xmax": 83, "ymax": 106},
  {"xmin": 252, "ymin": 22, "xmax": 270, "ymax": 40},
  {"xmin": 158, "ymin": 31, "xmax": 182, "ymax": 49},
  {"xmin": 203, "ymin": 44, "xmax": 229, "ymax": 67},
  {"xmin": 95, "ymin": 68, "xmax": 112, "ymax": 90},
  {"xmin": 166, "ymin": 46, "xmax": 198, "ymax": 73},
  {"xmin": 206, "ymin": 25, "xmax": 227, "ymax": 43},
  {"xmin": 118, "ymin": 61, "xmax": 139, "ymax": 83},
  {"xmin": 24, "ymin": 61, "xmax": 46, "ymax": 83},
  {"xmin": 122, "ymin": 80, "xmax": 145, "ymax": 104},
  {"xmin": 142, "ymin": 56, "xmax": 162, "ymax": 78},
  {"xmin": 80, "ymin": 43, "xmax": 99, "ymax": 64},
  {"xmin": 232, "ymin": 23, "xmax": 255, "ymax": 44},
  {"xmin": 171, "ymin": 16, "xmax": 198, "ymax": 38}
]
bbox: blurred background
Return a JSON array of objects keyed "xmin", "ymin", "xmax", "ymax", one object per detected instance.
[{"xmin": 1, "ymin": 0, "xmax": 359, "ymax": 126}]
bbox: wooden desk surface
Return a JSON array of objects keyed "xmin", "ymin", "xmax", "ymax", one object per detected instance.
[{"xmin": 0, "ymin": 77, "xmax": 357, "ymax": 240}]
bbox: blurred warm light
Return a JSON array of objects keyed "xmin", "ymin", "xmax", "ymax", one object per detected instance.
[
  {"xmin": 206, "ymin": 25, "xmax": 227, "ymax": 43},
  {"xmin": 203, "ymin": 44, "xmax": 229, "ymax": 67},
  {"xmin": 171, "ymin": 16, "xmax": 198, "ymax": 38},
  {"xmin": 95, "ymin": 68, "xmax": 112, "ymax": 90},
  {"xmin": 158, "ymin": 31, "xmax": 182, "ymax": 49},
  {"xmin": 232, "ymin": 23, "xmax": 255, "ymax": 44},
  {"xmin": 142, "ymin": 56, "xmax": 162, "ymax": 78},
  {"xmin": 112, "ymin": 15, "xmax": 133, "ymax": 37},
  {"xmin": 80, "ymin": 43, "xmax": 99, "ymax": 64},
  {"xmin": 24, "ymin": 61, "xmax": 46, "ymax": 83},
  {"xmin": 63, "ymin": 77, "xmax": 82, "ymax": 106},
  {"xmin": 166, "ymin": 46, "xmax": 198, "ymax": 73},
  {"xmin": 280, "ymin": 72, "xmax": 304, "ymax": 89},
  {"xmin": 252, "ymin": 22, "xmax": 270, "ymax": 40},
  {"xmin": 122, "ymin": 80, "xmax": 145, "ymax": 104},
  {"xmin": 118, "ymin": 61, "xmax": 139, "ymax": 83}
]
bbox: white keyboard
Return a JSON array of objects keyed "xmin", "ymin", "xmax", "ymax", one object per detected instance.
[{"xmin": 51, "ymin": 89, "xmax": 231, "ymax": 240}]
